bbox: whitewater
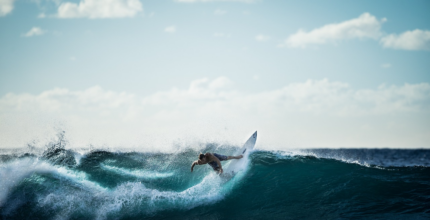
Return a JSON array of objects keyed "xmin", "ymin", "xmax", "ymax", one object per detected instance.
[{"xmin": 1, "ymin": 133, "xmax": 429, "ymax": 219}]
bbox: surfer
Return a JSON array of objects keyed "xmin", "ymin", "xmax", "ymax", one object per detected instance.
[{"xmin": 191, "ymin": 153, "xmax": 243, "ymax": 174}]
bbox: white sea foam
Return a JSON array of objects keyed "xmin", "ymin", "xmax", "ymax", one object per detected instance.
[
  {"xmin": 37, "ymin": 172, "xmax": 228, "ymax": 219},
  {"xmin": 35, "ymin": 157, "xmax": 251, "ymax": 219},
  {"xmin": 1, "ymin": 148, "xmax": 252, "ymax": 219},
  {"xmin": 0, "ymin": 157, "xmax": 105, "ymax": 207},
  {"xmin": 271, "ymin": 149, "xmax": 372, "ymax": 166},
  {"xmin": 73, "ymin": 151, "xmax": 84, "ymax": 165},
  {"xmin": 0, "ymin": 158, "xmax": 41, "ymax": 206},
  {"xmin": 100, "ymin": 164, "xmax": 174, "ymax": 179}
]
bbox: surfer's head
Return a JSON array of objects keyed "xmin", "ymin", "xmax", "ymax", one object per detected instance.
[{"xmin": 199, "ymin": 153, "xmax": 205, "ymax": 160}]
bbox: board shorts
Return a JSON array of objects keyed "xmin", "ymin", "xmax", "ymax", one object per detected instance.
[{"xmin": 208, "ymin": 153, "xmax": 228, "ymax": 171}]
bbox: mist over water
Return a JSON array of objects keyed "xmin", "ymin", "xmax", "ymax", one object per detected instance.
[{"xmin": 1, "ymin": 132, "xmax": 429, "ymax": 219}]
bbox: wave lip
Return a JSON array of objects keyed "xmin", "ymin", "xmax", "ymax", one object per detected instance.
[{"xmin": 272, "ymin": 148, "xmax": 430, "ymax": 167}]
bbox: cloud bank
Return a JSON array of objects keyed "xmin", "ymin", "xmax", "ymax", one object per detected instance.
[
  {"xmin": 57, "ymin": 0, "xmax": 143, "ymax": 19},
  {"xmin": 1, "ymin": 78, "xmax": 429, "ymax": 149}
]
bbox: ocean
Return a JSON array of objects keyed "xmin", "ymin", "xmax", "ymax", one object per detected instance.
[{"xmin": 1, "ymin": 136, "xmax": 429, "ymax": 219}]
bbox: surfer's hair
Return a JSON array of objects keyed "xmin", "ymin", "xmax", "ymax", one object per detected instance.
[{"xmin": 199, "ymin": 153, "xmax": 205, "ymax": 160}]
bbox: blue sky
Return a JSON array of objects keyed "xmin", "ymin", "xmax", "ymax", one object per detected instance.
[{"xmin": 0, "ymin": 0, "xmax": 429, "ymax": 149}]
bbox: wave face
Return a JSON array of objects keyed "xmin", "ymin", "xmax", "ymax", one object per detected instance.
[{"xmin": 1, "ymin": 146, "xmax": 429, "ymax": 220}]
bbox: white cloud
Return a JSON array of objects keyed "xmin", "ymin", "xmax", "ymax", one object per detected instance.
[
  {"xmin": 208, "ymin": 76, "xmax": 232, "ymax": 89},
  {"xmin": 175, "ymin": 0, "xmax": 255, "ymax": 3},
  {"xmin": 38, "ymin": 13, "xmax": 46, "ymax": 18},
  {"xmin": 1, "ymin": 78, "xmax": 429, "ymax": 149},
  {"xmin": 380, "ymin": 29, "xmax": 430, "ymax": 51},
  {"xmin": 214, "ymin": 9, "xmax": 226, "ymax": 15},
  {"xmin": 255, "ymin": 34, "xmax": 270, "ymax": 42},
  {"xmin": 164, "ymin": 26, "xmax": 176, "ymax": 33},
  {"xmin": 283, "ymin": 13, "xmax": 386, "ymax": 48},
  {"xmin": 57, "ymin": 0, "xmax": 143, "ymax": 19},
  {"xmin": 23, "ymin": 27, "xmax": 46, "ymax": 37},
  {"xmin": 0, "ymin": 0, "xmax": 15, "ymax": 16},
  {"xmin": 214, "ymin": 32, "xmax": 230, "ymax": 38}
]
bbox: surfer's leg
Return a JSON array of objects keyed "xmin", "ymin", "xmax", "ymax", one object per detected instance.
[
  {"xmin": 208, "ymin": 161, "xmax": 219, "ymax": 170},
  {"xmin": 214, "ymin": 153, "xmax": 228, "ymax": 161},
  {"xmin": 214, "ymin": 153, "xmax": 242, "ymax": 161},
  {"xmin": 227, "ymin": 155, "xmax": 243, "ymax": 160}
]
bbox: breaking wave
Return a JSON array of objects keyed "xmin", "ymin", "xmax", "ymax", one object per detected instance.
[{"xmin": 1, "ymin": 136, "xmax": 429, "ymax": 219}]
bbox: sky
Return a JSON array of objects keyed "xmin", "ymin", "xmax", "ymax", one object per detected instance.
[{"xmin": 0, "ymin": 0, "xmax": 429, "ymax": 150}]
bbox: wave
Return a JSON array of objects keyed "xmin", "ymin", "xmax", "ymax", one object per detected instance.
[
  {"xmin": 1, "ymin": 146, "xmax": 429, "ymax": 219},
  {"xmin": 1, "ymin": 159, "xmax": 243, "ymax": 219}
]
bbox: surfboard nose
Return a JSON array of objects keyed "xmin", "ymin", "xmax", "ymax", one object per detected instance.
[{"xmin": 253, "ymin": 131, "xmax": 257, "ymax": 138}]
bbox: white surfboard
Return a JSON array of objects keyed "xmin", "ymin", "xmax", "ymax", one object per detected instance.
[{"xmin": 223, "ymin": 131, "xmax": 257, "ymax": 175}]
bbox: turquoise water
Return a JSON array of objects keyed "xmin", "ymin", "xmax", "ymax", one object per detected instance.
[{"xmin": 1, "ymin": 142, "xmax": 429, "ymax": 219}]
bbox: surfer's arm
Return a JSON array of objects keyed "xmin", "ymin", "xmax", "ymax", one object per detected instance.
[{"xmin": 191, "ymin": 161, "xmax": 199, "ymax": 172}]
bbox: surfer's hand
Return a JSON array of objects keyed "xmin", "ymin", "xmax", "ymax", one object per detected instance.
[
  {"xmin": 238, "ymin": 155, "xmax": 243, "ymax": 159},
  {"xmin": 219, "ymin": 168, "xmax": 223, "ymax": 174}
]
